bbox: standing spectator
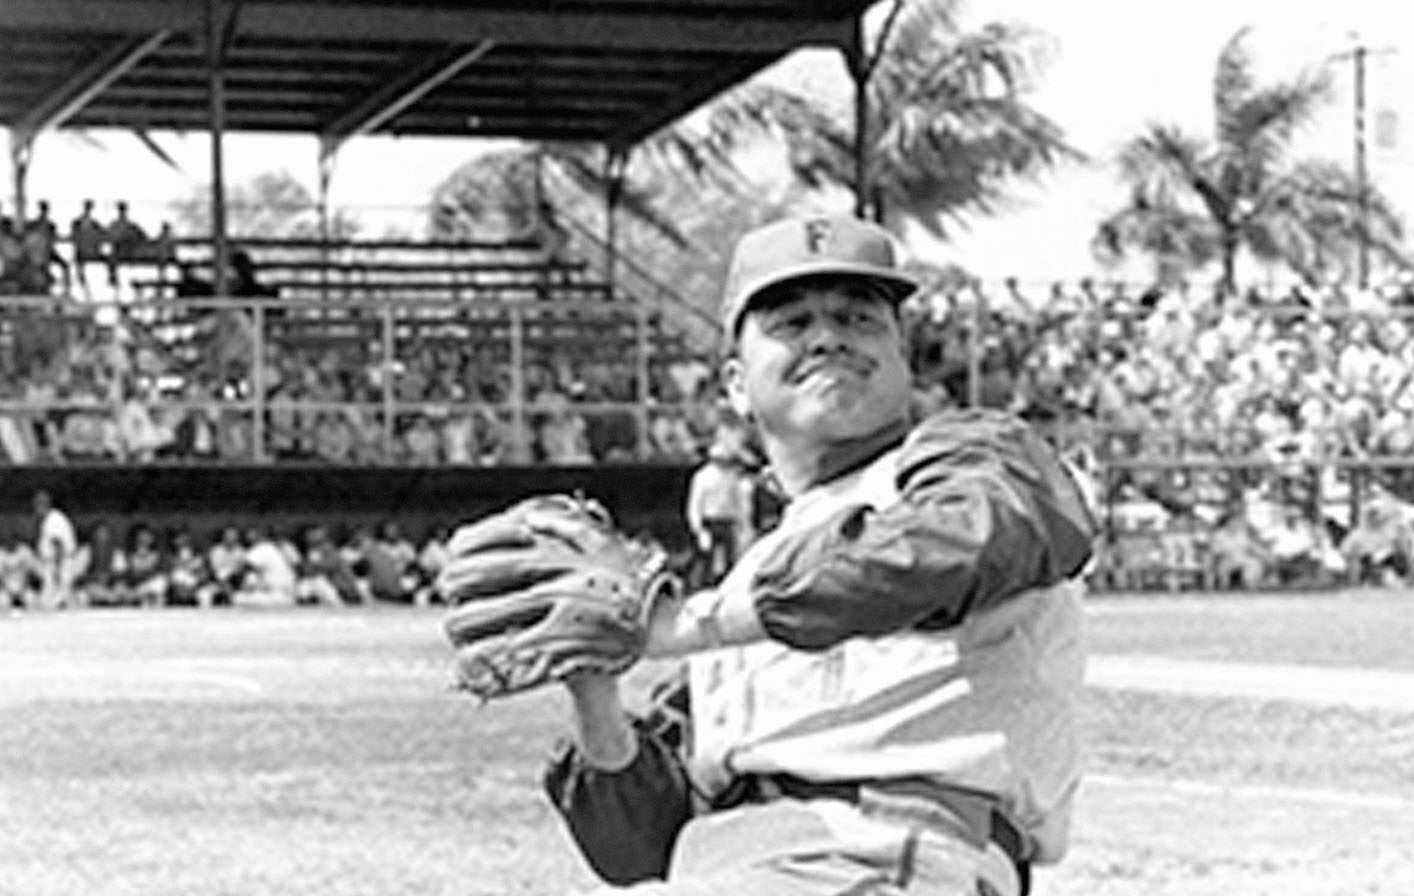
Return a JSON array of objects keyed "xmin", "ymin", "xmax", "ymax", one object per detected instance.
[
  {"xmin": 33, "ymin": 489, "xmax": 79, "ymax": 610},
  {"xmin": 23, "ymin": 200, "xmax": 68, "ymax": 295},
  {"xmin": 0, "ymin": 217, "xmax": 24, "ymax": 293},
  {"xmin": 70, "ymin": 199, "xmax": 109, "ymax": 298},
  {"xmin": 106, "ymin": 200, "xmax": 148, "ymax": 290},
  {"xmin": 684, "ymin": 426, "xmax": 757, "ymax": 587}
]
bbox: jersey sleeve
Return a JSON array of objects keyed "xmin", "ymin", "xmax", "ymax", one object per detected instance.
[
  {"xmin": 541, "ymin": 677, "xmax": 694, "ymax": 885},
  {"xmin": 750, "ymin": 409, "xmax": 1098, "ymax": 649}
]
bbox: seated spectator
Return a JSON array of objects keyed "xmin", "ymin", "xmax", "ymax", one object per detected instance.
[
  {"xmin": 170, "ymin": 386, "xmax": 221, "ymax": 461},
  {"xmin": 237, "ymin": 526, "xmax": 299, "ymax": 606},
  {"xmin": 535, "ymin": 392, "xmax": 592, "ymax": 465},
  {"xmin": 123, "ymin": 524, "xmax": 170, "ymax": 607},
  {"xmin": 296, "ymin": 524, "xmax": 360, "ymax": 605},
  {"xmin": 401, "ymin": 414, "xmax": 442, "ymax": 465},
  {"xmin": 206, "ymin": 525, "xmax": 247, "ymax": 603},
  {"xmin": 166, "ymin": 529, "xmax": 219, "ymax": 607},
  {"xmin": 74, "ymin": 521, "xmax": 134, "ymax": 607},
  {"xmin": 230, "ymin": 249, "xmax": 278, "ymax": 299},
  {"xmin": 1340, "ymin": 504, "xmax": 1410, "ymax": 586},
  {"xmin": 0, "ymin": 528, "xmax": 40, "ymax": 609},
  {"xmin": 1207, "ymin": 514, "xmax": 1269, "ymax": 590},
  {"xmin": 441, "ymin": 409, "xmax": 478, "ymax": 465},
  {"xmin": 415, "ymin": 525, "xmax": 450, "ymax": 606},
  {"xmin": 0, "ymin": 379, "xmax": 41, "ymax": 463},
  {"xmin": 312, "ymin": 411, "xmax": 360, "ymax": 464},
  {"xmin": 647, "ymin": 410, "xmax": 698, "ymax": 461},
  {"xmin": 1263, "ymin": 505, "xmax": 1344, "ymax": 587},
  {"xmin": 353, "ymin": 521, "xmax": 418, "ymax": 602}
]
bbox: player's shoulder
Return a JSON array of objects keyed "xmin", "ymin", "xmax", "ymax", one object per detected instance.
[{"xmin": 903, "ymin": 407, "xmax": 1034, "ymax": 453}]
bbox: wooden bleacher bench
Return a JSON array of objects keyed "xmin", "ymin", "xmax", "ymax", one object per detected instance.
[{"xmin": 173, "ymin": 258, "xmax": 589, "ymax": 277}]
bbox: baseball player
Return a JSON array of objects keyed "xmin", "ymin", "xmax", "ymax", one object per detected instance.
[
  {"xmin": 440, "ymin": 215, "xmax": 1096, "ymax": 896},
  {"xmin": 32, "ymin": 489, "xmax": 79, "ymax": 610}
]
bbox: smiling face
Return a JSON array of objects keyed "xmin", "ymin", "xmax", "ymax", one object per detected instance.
[{"xmin": 723, "ymin": 277, "xmax": 911, "ymax": 460}]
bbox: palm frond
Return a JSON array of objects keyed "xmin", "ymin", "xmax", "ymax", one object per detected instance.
[
  {"xmin": 131, "ymin": 128, "xmax": 183, "ymax": 173},
  {"xmin": 547, "ymin": 148, "xmax": 692, "ymax": 248},
  {"xmin": 1213, "ymin": 26, "xmax": 1257, "ymax": 140}
]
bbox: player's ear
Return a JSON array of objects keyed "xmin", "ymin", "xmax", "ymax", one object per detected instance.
[{"xmin": 721, "ymin": 356, "xmax": 751, "ymax": 420}]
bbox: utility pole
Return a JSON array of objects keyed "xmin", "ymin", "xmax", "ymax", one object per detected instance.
[
  {"xmin": 1354, "ymin": 43, "xmax": 1369, "ymax": 289},
  {"xmin": 1335, "ymin": 39, "xmax": 1397, "ymax": 290}
]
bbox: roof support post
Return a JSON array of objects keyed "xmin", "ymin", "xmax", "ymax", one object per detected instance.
[
  {"xmin": 206, "ymin": 0, "xmax": 241, "ymax": 297},
  {"xmin": 316, "ymin": 148, "xmax": 336, "ymax": 301},
  {"xmin": 845, "ymin": 15, "xmax": 870, "ymax": 222},
  {"xmin": 602, "ymin": 146, "xmax": 628, "ymax": 300},
  {"xmin": 9, "ymin": 133, "xmax": 31, "ymax": 225}
]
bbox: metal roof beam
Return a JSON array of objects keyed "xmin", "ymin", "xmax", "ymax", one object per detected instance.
[
  {"xmin": 0, "ymin": 1, "xmax": 853, "ymax": 53},
  {"xmin": 14, "ymin": 30, "xmax": 170, "ymax": 136},
  {"xmin": 609, "ymin": 54, "xmax": 778, "ymax": 149},
  {"xmin": 320, "ymin": 40, "xmax": 494, "ymax": 155}
]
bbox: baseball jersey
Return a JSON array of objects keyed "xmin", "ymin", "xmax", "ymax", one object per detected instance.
[
  {"xmin": 38, "ymin": 508, "xmax": 78, "ymax": 565},
  {"xmin": 688, "ymin": 410, "xmax": 1092, "ymax": 864}
]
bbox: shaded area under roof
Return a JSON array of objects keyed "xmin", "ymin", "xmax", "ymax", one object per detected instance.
[{"xmin": 0, "ymin": 0, "xmax": 872, "ymax": 147}]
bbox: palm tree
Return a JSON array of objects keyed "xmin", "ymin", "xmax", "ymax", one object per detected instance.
[
  {"xmin": 699, "ymin": 0, "xmax": 1080, "ymax": 237},
  {"xmin": 1093, "ymin": 27, "xmax": 1406, "ymax": 292}
]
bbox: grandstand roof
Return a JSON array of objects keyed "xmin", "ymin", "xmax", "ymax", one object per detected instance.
[{"xmin": 0, "ymin": 1, "xmax": 870, "ymax": 148}]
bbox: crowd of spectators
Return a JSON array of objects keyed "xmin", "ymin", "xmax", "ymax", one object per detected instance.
[
  {"xmin": 6, "ymin": 265, "xmax": 1414, "ymax": 470},
  {"xmin": 6, "ymin": 211, "xmax": 1414, "ymax": 592},
  {"xmin": 1, "ymin": 516, "xmax": 450, "ymax": 611},
  {"xmin": 899, "ymin": 274, "xmax": 1414, "ymax": 592}
]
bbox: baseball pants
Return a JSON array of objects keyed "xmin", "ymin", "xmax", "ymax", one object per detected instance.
[{"xmin": 577, "ymin": 797, "xmax": 1021, "ymax": 896}]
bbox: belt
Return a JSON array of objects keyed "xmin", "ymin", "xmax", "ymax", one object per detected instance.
[{"xmin": 721, "ymin": 774, "xmax": 1031, "ymax": 895}]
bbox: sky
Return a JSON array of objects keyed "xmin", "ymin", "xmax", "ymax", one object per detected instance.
[{"xmin": 7, "ymin": 0, "xmax": 1414, "ymax": 284}]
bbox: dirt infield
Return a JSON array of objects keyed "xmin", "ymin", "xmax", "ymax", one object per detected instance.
[{"xmin": 1, "ymin": 595, "xmax": 1411, "ymax": 895}]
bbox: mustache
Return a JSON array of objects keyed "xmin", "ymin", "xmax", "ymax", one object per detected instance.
[{"xmin": 787, "ymin": 349, "xmax": 876, "ymax": 383}]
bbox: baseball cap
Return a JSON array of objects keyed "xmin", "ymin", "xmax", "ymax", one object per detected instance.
[{"xmin": 720, "ymin": 215, "xmax": 918, "ymax": 340}]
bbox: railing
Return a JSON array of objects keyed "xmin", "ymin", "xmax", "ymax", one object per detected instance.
[
  {"xmin": 1090, "ymin": 454, "xmax": 1414, "ymax": 593},
  {"xmin": 0, "ymin": 294, "xmax": 715, "ymax": 466},
  {"xmin": 553, "ymin": 207, "xmax": 722, "ymax": 350}
]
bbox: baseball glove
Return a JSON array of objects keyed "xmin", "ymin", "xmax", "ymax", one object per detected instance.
[{"xmin": 438, "ymin": 493, "xmax": 676, "ymax": 700}]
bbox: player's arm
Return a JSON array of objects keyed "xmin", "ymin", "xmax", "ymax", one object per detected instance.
[
  {"xmin": 750, "ymin": 408, "xmax": 1097, "ymax": 648},
  {"xmin": 684, "ymin": 468, "xmax": 710, "ymax": 549},
  {"xmin": 647, "ymin": 409, "xmax": 1097, "ymax": 656},
  {"xmin": 542, "ymin": 673, "xmax": 693, "ymax": 885}
]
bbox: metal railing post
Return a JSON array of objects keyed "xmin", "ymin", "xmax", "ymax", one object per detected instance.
[
  {"xmin": 251, "ymin": 302, "xmax": 266, "ymax": 462},
  {"xmin": 510, "ymin": 304, "xmax": 527, "ymax": 463},
  {"xmin": 382, "ymin": 302, "xmax": 395, "ymax": 462},
  {"xmin": 636, "ymin": 299, "xmax": 651, "ymax": 460}
]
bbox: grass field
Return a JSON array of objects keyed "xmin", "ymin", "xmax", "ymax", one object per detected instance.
[{"xmin": 2, "ymin": 592, "xmax": 1412, "ymax": 896}]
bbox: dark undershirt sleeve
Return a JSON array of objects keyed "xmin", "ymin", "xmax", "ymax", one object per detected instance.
[
  {"xmin": 750, "ymin": 409, "xmax": 1097, "ymax": 650},
  {"xmin": 541, "ymin": 677, "xmax": 694, "ymax": 885}
]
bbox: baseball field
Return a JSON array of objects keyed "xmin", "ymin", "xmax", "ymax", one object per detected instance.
[{"xmin": 2, "ymin": 591, "xmax": 1411, "ymax": 896}]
